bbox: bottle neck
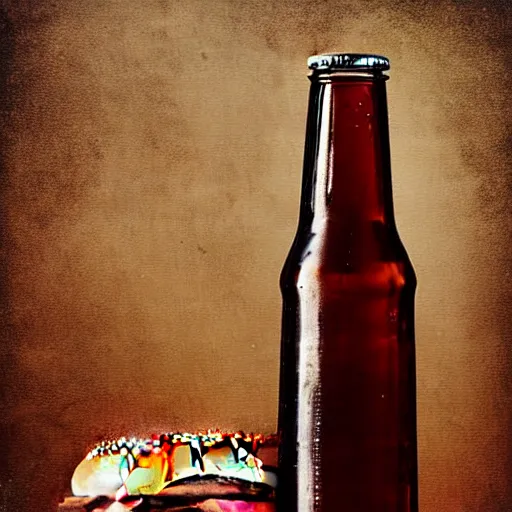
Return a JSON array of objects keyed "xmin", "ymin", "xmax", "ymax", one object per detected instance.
[{"xmin": 299, "ymin": 72, "xmax": 396, "ymax": 230}]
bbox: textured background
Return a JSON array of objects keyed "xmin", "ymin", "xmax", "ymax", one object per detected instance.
[{"xmin": 0, "ymin": 0, "xmax": 510, "ymax": 511}]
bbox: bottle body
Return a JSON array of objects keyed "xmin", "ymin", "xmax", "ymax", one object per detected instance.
[{"xmin": 277, "ymin": 57, "xmax": 418, "ymax": 512}]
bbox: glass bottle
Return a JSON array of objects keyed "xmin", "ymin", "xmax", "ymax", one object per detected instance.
[{"xmin": 277, "ymin": 53, "xmax": 418, "ymax": 512}]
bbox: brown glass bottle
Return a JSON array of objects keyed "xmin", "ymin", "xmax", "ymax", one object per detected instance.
[{"xmin": 277, "ymin": 54, "xmax": 418, "ymax": 512}]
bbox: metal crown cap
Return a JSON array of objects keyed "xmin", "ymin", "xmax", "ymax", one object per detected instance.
[{"xmin": 307, "ymin": 53, "xmax": 390, "ymax": 72}]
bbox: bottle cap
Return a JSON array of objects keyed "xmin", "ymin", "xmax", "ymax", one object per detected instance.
[{"xmin": 307, "ymin": 53, "xmax": 390, "ymax": 72}]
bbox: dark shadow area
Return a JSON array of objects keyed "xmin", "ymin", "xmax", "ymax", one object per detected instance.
[{"xmin": 0, "ymin": 5, "xmax": 15, "ymax": 511}]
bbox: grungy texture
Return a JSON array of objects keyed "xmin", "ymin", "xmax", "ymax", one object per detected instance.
[{"xmin": 0, "ymin": 0, "xmax": 510, "ymax": 511}]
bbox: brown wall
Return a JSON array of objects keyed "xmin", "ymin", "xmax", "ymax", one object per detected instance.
[{"xmin": 0, "ymin": 0, "xmax": 510, "ymax": 510}]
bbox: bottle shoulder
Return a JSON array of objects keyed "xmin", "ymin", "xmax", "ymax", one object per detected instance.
[
  {"xmin": 282, "ymin": 258, "xmax": 414, "ymax": 296},
  {"xmin": 280, "ymin": 220, "xmax": 416, "ymax": 294}
]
